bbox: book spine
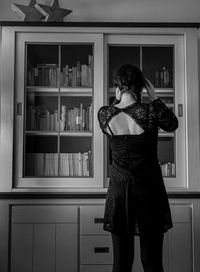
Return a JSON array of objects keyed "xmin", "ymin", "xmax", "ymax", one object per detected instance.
[
  {"xmin": 65, "ymin": 65, "xmax": 69, "ymax": 86},
  {"xmin": 78, "ymin": 152, "xmax": 83, "ymax": 176},
  {"xmin": 66, "ymin": 153, "xmax": 69, "ymax": 176},
  {"xmin": 54, "ymin": 153, "xmax": 58, "ymax": 176},
  {"xmin": 88, "ymin": 150, "xmax": 92, "ymax": 176},
  {"xmin": 76, "ymin": 61, "xmax": 81, "ymax": 86},
  {"xmin": 50, "ymin": 114, "xmax": 54, "ymax": 131},
  {"xmin": 69, "ymin": 153, "xmax": 73, "ymax": 176}
]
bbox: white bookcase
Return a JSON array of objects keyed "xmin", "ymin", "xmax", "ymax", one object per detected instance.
[{"xmin": 0, "ymin": 26, "xmax": 199, "ymax": 192}]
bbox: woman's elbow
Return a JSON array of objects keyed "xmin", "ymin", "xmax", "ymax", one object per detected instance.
[{"xmin": 166, "ymin": 117, "xmax": 179, "ymax": 132}]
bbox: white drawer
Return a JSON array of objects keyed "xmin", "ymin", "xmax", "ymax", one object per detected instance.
[
  {"xmin": 80, "ymin": 265, "xmax": 112, "ymax": 272},
  {"xmin": 170, "ymin": 204, "xmax": 192, "ymax": 223},
  {"xmin": 80, "ymin": 205, "xmax": 108, "ymax": 235},
  {"xmin": 80, "ymin": 235, "xmax": 113, "ymax": 264},
  {"xmin": 12, "ymin": 205, "xmax": 78, "ymax": 223}
]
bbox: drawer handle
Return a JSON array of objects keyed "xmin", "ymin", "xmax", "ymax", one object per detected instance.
[
  {"xmin": 178, "ymin": 104, "xmax": 183, "ymax": 117},
  {"xmin": 94, "ymin": 247, "xmax": 109, "ymax": 253},
  {"xmin": 16, "ymin": 102, "xmax": 22, "ymax": 116},
  {"xmin": 94, "ymin": 218, "xmax": 104, "ymax": 224}
]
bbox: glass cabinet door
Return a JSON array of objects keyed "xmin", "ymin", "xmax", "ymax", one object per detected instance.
[
  {"xmin": 25, "ymin": 43, "xmax": 93, "ymax": 178},
  {"xmin": 14, "ymin": 33, "xmax": 103, "ymax": 188},
  {"xmin": 142, "ymin": 46, "xmax": 176, "ymax": 178},
  {"xmin": 105, "ymin": 35, "xmax": 186, "ymax": 189}
]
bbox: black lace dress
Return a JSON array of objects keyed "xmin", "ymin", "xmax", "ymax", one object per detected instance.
[{"xmin": 97, "ymin": 98, "xmax": 178, "ymax": 236}]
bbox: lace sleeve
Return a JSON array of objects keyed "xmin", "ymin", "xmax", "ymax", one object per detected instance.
[
  {"xmin": 97, "ymin": 106, "xmax": 109, "ymax": 135},
  {"xmin": 152, "ymin": 98, "xmax": 179, "ymax": 132}
]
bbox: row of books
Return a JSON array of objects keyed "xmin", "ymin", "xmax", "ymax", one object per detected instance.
[
  {"xmin": 60, "ymin": 58, "xmax": 93, "ymax": 87},
  {"xmin": 27, "ymin": 55, "xmax": 93, "ymax": 87},
  {"xmin": 154, "ymin": 67, "xmax": 173, "ymax": 88},
  {"xmin": 25, "ymin": 151, "xmax": 92, "ymax": 177},
  {"xmin": 27, "ymin": 64, "xmax": 59, "ymax": 86},
  {"xmin": 60, "ymin": 104, "xmax": 92, "ymax": 131},
  {"xmin": 26, "ymin": 103, "xmax": 92, "ymax": 131},
  {"xmin": 160, "ymin": 162, "xmax": 175, "ymax": 177},
  {"xmin": 110, "ymin": 67, "xmax": 173, "ymax": 89}
]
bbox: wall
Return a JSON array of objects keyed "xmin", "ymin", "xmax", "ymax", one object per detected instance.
[{"xmin": 0, "ymin": 0, "xmax": 200, "ymax": 22}]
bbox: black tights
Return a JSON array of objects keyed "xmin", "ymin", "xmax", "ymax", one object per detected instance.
[{"xmin": 111, "ymin": 231, "xmax": 164, "ymax": 272}]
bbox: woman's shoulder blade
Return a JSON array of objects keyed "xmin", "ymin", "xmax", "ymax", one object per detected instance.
[{"xmin": 97, "ymin": 105, "xmax": 109, "ymax": 116}]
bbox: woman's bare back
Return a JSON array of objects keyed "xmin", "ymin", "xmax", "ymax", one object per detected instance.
[{"xmin": 106, "ymin": 111, "xmax": 145, "ymax": 135}]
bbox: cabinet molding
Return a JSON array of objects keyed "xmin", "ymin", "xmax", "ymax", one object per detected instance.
[{"xmin": 1, "ymin": 21, "xmax": 200, "ymax": 28}]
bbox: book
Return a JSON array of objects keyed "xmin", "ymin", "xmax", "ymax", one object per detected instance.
[
  {"xmin": 78, "ymin": 152, "xmax": 83, "ymax": 176},
  {"xmin": 68, "ymin": 153, "xmax": 74, "ymax": 176}
]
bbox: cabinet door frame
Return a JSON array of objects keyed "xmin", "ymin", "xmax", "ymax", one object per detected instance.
[
  {"xmin": 104, "ymin": 32, "xmax": 199, "ymax": 191},
  {"xmin": 0, "ymin": 28, "xmax": 104, "ymax": 190}
]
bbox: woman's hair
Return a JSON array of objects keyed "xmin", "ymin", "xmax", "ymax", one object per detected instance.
[{"xmin": 113, "ymin": 64, "xmax": 145, "ymax": 103}]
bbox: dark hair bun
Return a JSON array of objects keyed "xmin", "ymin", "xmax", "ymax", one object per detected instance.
[{"xmin": 113, "ymin": 64, "xmax": 145, "ymax": 102}]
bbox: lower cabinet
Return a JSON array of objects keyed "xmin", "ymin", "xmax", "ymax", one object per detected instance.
[
  {"xmin": 80, "ymin": 203, "xmax": 193, "ymax": 272},
  {"xmin": 9, "ymin": 200, "xmax": 195, "ymax": 272},
  {"xmin": 10, "ymin": 205, "xmax": 78, "ymax": 272}
]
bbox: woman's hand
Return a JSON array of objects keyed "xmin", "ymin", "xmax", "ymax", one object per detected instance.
[{"xmin": 144, "ymin": 78, "xmax": 158, "ymax": 101}]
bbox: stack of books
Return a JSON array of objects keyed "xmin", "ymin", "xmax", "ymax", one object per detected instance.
[
  {"xmin": 27, "ymin": 63, "xmax": 59, "ymax": 86},
  {"xmin": 59, "ymin": 151, "xmax": 92, "ymax": 176},
  {"xmin": 60, "ymin": 55, "xmax": 93, "ymax": 87},
  {"xmin": 61, "ymin": 104, "xmax": 92, "ymax": 131},
  {"xmin": 154, "ymin": 67, "xmax": 173, "ymax": 88},
  {"xmin": 26, "ymin": 103, "xmax": 92, "ymax": 132},
  {"xmin": 25, "ymin": 151, "xmax": 92, "ymax": 177},
  {"xmin": 160, "ymin": 162, "xmax": 175, "ymax": 177}
]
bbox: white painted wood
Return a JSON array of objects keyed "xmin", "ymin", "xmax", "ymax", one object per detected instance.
[
  {"xmin": 169, "ymin": 223, "xmax": 192, "ymax": 272},
  {"xmin": 80, "ymin": 265, "xmax": 112, "ymax": 272},
  {"xmin": 3, "ymin": 26, "xmax": 196, "ymax": 36},
  {"xmin": 12, "ymin": 205, "xmax": 78, "ymax": 223},
  {"xmin": 170, "ymin": 203, "xmax": 191, "ymax": 222},
  {"xmin": 80, "ymin": 205, "xmax": 109, "ymax": 235},
  {"xmin": 11, "ymin": 224, "xmax": 33, "ymax": 272},
  {"xmin": 0, "ymin": 27, "xmax": 15, "ymax": 191},
  {"xmin": 0, "ymin": 26, "xmax": 1, "ymax": 139},
  {"xmin": 56, "ymin": 224, "xmax": 78, "ymax": 272},
  {"xmin": 192, "ymin": 199, "xmax": 200, "ymax": 272},
  {"xmin": 184, "ymin": 29, "xmax": 200, "ymax": 191},
  {"xmin": 14, "ymin": 31, "xmax": 104, "ymax": 188},
  {"xmin": 0, "ymin": 200, "xmax": 9, "ymax": 272},
  {"xmin": 2, "ymin": 199, "xmax": 199, "ymax": 272},
  {"xmin": 33, "ymin": 224, "xmax": 55, "ymax": 272},
  {"xmin": 80, "ymin": 235, "xmax": 113, "ymax": 264}
]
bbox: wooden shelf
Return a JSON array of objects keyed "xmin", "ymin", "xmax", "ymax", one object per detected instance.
[
  {"xmin": 60, "ymin": 87, "xmax": 92, "ymax": 96},
  {"xmin": 109, "ymin": 87, "xmax": 174, "ymax": 94},
  {"xmin": 25, "ymin": 131, "xmax": 92, "ymax": 136},
  {"xmin": 26, "ymin": 86, "xmax": 93, "ymax": 96}
]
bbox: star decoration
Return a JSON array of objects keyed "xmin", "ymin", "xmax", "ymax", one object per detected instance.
[
  {"xmin": 12, "ymin": 0, "xmax": 45, "ymax": 21},
  {"xmin": 35, "ymin": 0, "xmax": 72, "ymax": 22}
]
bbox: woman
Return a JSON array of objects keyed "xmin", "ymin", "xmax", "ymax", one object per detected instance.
[{"xmin": 97, "ymin": 64, "xmax": 178, "ymax": 272}]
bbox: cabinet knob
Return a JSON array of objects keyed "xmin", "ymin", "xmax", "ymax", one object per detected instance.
[
  {"xmin": 178, "ymin": 104, "xmax": 183, "ymax": 117},
  {"xmin": 94, "ymin": 247, "xmax": 109, "ymax": 253},
  {"xmin": 16, "ymin": 102, "xmax": 22, "ymax": 116}
]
